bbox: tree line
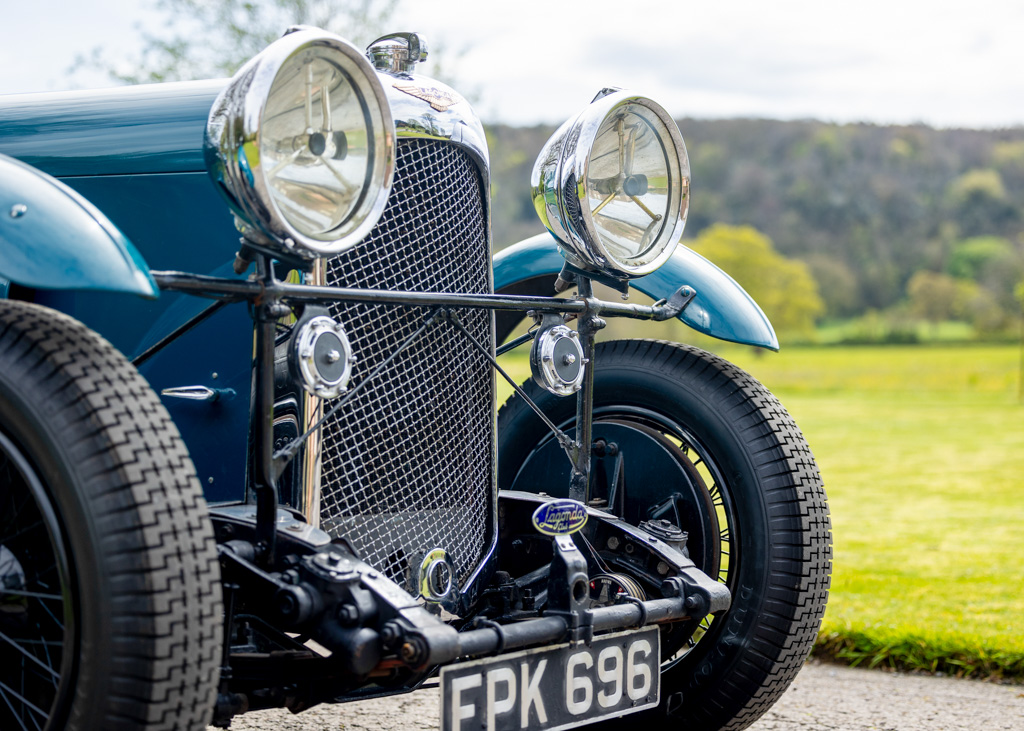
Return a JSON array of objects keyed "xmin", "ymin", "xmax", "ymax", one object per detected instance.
[{"xmin": 489, "ymin": 119, "xmax": 1024, "ymax": 335}]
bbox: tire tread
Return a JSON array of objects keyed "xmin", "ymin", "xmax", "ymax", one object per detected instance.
[
  {"xmin": 498, "ymin": 338, "xmax": 831, "ymax": 731},
  {"xmin": 0, "ymin": 301, "xmax": 221, "ymax": 731}
]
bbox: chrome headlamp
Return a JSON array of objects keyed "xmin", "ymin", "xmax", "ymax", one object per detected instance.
[
  {"xmin": 531, "ymin": 90, "xmax": 690, "ymax": 279},
  {"xmin": 205, "ymin": 28, "xmax": 395, "ymax": 259}
]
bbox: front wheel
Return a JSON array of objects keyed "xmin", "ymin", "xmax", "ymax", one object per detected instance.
[
  {"xmin": 498, "ymin": 339, "xmax": 831, "ymax": 731},
  {"xmin": 0, "ymin": 301, "xmax": 222, "ymax": 730}
]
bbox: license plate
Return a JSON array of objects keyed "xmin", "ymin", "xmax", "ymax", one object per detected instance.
[{"xmin": 440, "ymin": 627, "xmax": 660, "ymax": 731}]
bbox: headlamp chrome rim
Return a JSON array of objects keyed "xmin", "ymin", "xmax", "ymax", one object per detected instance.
[
  {"xmin": 205, "ymin": 28, "xmax": 395, "ymax": 259},
  {"xmin": 531, "ymin": 90, "xmax": 689, "ymax": 279}
]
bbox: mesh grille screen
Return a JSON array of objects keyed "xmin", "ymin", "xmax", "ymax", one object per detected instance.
[{"xmin": 320, "ymin": 138, "xmax": 494, "ymax": 590}]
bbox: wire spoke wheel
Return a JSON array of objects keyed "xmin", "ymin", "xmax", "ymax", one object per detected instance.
[
  {"xmin": 508, "ymin": 403, "xmax": 735, "ymax": 663},
  {"xmin": 589, "ymin": 406, "xmax": 735, "ymax": 665},
  {"xmin": 499, "ymin": 339, "xmax": 831, "ymax": 730},
  {"xmin": 0, "ymin": 431, "xmax": 74, "ymax": 731}
]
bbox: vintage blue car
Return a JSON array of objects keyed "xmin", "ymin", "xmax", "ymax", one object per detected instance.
[{"xmin": 0, "ymin": 29, "xmax": 830, "ymax": 731}]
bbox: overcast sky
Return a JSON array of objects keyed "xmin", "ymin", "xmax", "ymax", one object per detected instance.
[{"xmin": 2, "ymin": 0, "xmax": 1022, "ymax": 129}]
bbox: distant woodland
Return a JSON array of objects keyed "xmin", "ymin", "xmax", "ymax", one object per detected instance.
[{"xmin": 488, "ymin": 119, "xmax": 1024, "ymax": 338}]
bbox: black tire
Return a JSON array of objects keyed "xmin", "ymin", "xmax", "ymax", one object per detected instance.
[
  {"xmin": 498, "ymin": 339, "xmax": 831, "ymax": 731},
  {"xmin": 0, "ymin": 300, "xmax": 222, "ymax": 730}
]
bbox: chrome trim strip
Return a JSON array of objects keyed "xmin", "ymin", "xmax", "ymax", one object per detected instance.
[
  {"xmin": 299, "ymin": 260, "xmax": 327, "ymax": 529},
  {"xmin": 161, "ymin": 385, "xmax": 234, "ymax": 401}
]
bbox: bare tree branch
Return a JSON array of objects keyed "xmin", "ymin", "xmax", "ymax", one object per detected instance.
[{"xmin": 72, "ymin": 0, "xmax": 399, "ymax": 85}]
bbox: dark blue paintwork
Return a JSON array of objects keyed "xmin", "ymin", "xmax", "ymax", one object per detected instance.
[
  {"xmin": 0, "ymin": 81, "xmax": 225, "ymax": 176},
  {"xmin": 493, "ymin": 233, "xmax": 779, "ymax": 351},
  {"xmin": 28, "ymin": 172, "xmax": 255, "ymax": 503},
  {"xmin": 0, "ymin": 83, "xmax": 250, "ymax": 503},
  {"xmin": 0, "ymin": 154, "xmax": 158, "ymax": 298}
]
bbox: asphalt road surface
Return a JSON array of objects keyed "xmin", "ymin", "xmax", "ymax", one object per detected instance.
[{"xmin": 217, "ymin": 660, "xmax": 1024, "ymax": 730}]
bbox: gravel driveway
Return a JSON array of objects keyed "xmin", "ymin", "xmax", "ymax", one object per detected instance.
[{"xmin": 216, "ymin": 660, "xmax": 1024, "ymax": 730}]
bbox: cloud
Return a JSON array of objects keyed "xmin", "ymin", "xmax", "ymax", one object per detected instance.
[{"xmin": 583, "ymin": 34, "xmax": 871, "ymax": 99}]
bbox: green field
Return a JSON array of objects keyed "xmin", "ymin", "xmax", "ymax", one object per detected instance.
[
  {"xmin": 498, "ymin": 341, "xmax": 1024, "ymax": 678},
  {"xmin": 722, "ymin": 343, "xmax": 1024, "ymax": 678}
]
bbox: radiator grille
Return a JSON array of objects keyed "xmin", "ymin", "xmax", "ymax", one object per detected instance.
[{"xmin": 319, "ymin": 138, "xmax": 494, "ymax": 591}]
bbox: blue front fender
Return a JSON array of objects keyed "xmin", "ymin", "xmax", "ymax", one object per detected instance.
[
  {"xmin": 0, "ymin": 154, "xmax": 157, "ymax": 299},
  {"xmin": 493, "ymin": 233, "xmax": 778, "ymax": 351}
]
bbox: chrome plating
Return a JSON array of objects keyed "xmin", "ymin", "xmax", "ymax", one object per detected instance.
[
  {"xmin": 298, "ymin": 261, "xmax": 327, "ymax": 529},
  {"xmin": 531, "ymin": 325, "xmax": 586, "ymax": 397},
  {"xmin": 367, "ymin": 32, "xmax": 429, "ymax": 75},
  {"xmin": 293, "ymin": 315, "xmax": 354, "ymax": 399},
  {"xmin": 385, "ymin": 77, "xmax": 488, "ymax": 172},
  {"xmin": 531, "ymin": 90, "xmax": 689, "ymax": 280},
  {"xmin": 204, "ymin": 29, "xmax": 396, "ymax": 258},
  {"xmin": 160, "ymin": 385, "xmax": 235, "ymax": 401},
  {"xmin": 418, "ymin": 548, "xmax": 455, "ymax": 603}
]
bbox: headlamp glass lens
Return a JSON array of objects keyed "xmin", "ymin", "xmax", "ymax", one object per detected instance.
[
  {"xmin": 260, "ymin": 48, "xmax": 374, "ymax": 241},
  {"xmin": 585, "ymin": 102, "xmax": 680, "ymax": 269}
]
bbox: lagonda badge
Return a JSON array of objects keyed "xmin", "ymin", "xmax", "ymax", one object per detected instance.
[
  {"xmin": 531, "ymin": 499, "xmax": 588, "ymax": 536},
  {"xmin": 392, "ymin": 82, "xmax": 461, "ymax": 112}
]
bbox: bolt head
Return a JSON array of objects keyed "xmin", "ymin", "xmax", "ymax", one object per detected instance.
[
  {"xmin": 381, "ymin": 623, "xmax": 399, "ymax": 644},
  {"xmin": 660, "ymin": 578, "xmax": 683, "ymax": 598},
  {"xmin": 336, "ymin": 604, "xmax": 359, "ymax": 625}
]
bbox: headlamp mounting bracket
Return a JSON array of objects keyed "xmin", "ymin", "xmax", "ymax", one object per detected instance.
[
  {"xmin": 557, "ymin": 260, "xmax": 631, "ymax": 297},
  {"xmin": 233, "ymin": 235, "xmax": 317, "ymax": 276}
]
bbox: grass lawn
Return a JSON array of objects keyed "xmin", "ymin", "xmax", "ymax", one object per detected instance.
[{"xmin": 498, "ymin": 341, "xmax": 1024, "ymax": 679}]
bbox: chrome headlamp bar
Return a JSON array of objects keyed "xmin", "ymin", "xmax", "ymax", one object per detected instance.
[
  {"xmin": 532, "ymin": 90, "xmax": 690, "ymax": 280},
  {"xmin": 205, "ymin": 28, "xmax": 395, "ymax": 259}
]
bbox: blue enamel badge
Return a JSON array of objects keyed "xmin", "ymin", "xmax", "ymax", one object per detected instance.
[{"xmin": 531, "ymin": 500, "xmax": 588, "ymax": 536}]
